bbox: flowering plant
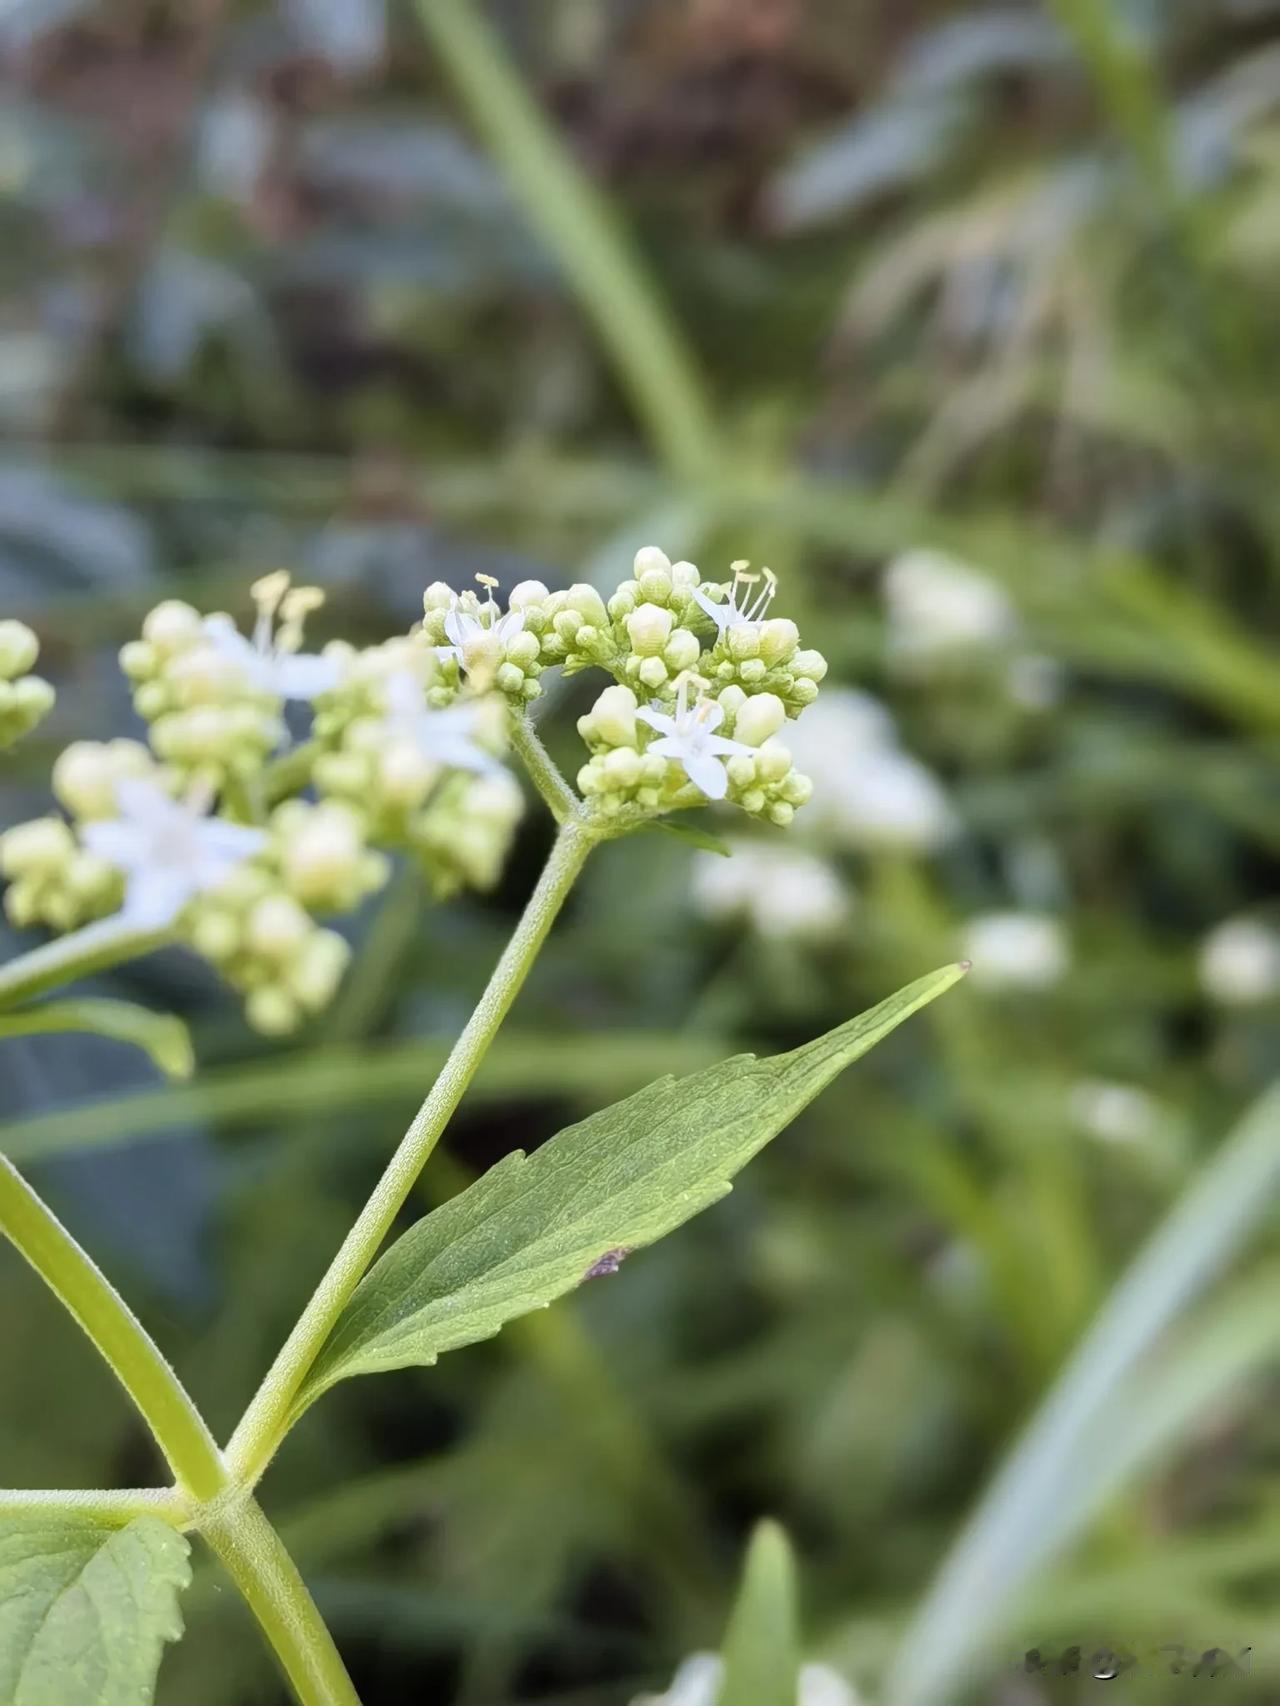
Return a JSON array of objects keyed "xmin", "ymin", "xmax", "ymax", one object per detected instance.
[{"xmin": 0, "ymin": 552, "xmax": 963, "ymax": 1706}]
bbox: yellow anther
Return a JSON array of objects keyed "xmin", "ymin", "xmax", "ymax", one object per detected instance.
[{"xmin": 251, "ymin": 571, "xmax": 291, "ymax": 616}]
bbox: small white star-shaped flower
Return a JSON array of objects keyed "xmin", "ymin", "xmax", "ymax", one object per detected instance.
[
  {"xmin": 82, "ymin": 777, "xmax": 269, "ymax": 929},
  {"xmin": 381, "ymin": 671, "xmax": 501, "ymax": 777},
  {"xmin": 203, "ymin": 572, "xmax": 340, "ymax": 701},
  {"xmin": 437, "ymin": 604, "xmax": 525, "ymax": 677},
  {"xmin": 692, "ymin": 562, "xmax": 777, "ymax": 636},
  {"xmin": 636, "ymin": 675, "xmax": 751, "ymax": 801}
]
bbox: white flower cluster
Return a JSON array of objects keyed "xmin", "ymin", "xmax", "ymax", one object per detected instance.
[
  {"xmin": 692, "ymin": 840, "xmax": 850, "ymax": 940},
  {"xmin": 1199, "ymin": 917, "xmax": 1280, "ymax": 1007},
  {"xmin": 0, "ymin": 573, "xmax": 524, "ymax": 1032},
  {"xmin": 962, "ymin": 910, "xmax": 1069, "ymax": 991},
  {"xmin": 550, "ymin": 547, "xmax": 825, "ymax": 825},
  {"xmin": 633, "ymin": 1652, "xmax": 858, "ymax": 1706},
  {"xmin": 0, "ymin": 620, "xmax": 55, "ymax": 750},
  {"xmin": 883, "ymin": 547, "xmax": 1062, "ymax": 707}
]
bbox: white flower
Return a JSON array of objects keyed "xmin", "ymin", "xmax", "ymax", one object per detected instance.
[
  {"xmin": 203, "ymin": 571, "xmax": 340, "ymax": 701},
  {"xmin": 783, "ymin": 689, "xmax": 955, "ymax": 852},
  {"xmin": 380, "ymin": 671, "xmax": 501, "ymax": 778},
  {"xmin": 693, "ymin": 561, "xmax": 778, "ymax": 635},
  {"xmin": 636, "ymin": 674, "xmax": 752, "ymax": 801},
  {"xmin": 1199, "ymin": 918, "xmax": 1280, "ymax": 1006},
  {"xmin": 1068, "ymin": 1080, "xmax": 1161, "ymax": 1146},
  {"xmin": 632, "ymin": 1653, "xmax": 859, "ymax": 1706},
  {"xmin": 963, "ymin": 911, "xmax": 1068, "ymax": 990},
  {"xmin": 884, "ymin": 547, "xmax": 1016, "ymax": 662},
  {"xmin": 82, "ymin": 778, "xmax": 268, "ymax": 929},
  {"xmin": 437, "ymin": 576, "xmax": 525, "ymax": 682},
  {"xmin": 692, "ymin": 842, "xmax": 850, "ymax": 939}
]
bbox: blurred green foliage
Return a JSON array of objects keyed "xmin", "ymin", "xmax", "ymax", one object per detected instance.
[{"xmin": 2, "ymin": 1, "xmax": 1280, "ymax": 1702}]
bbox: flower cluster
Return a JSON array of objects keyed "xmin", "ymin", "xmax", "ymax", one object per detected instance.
[
  {"xmin": 0, "ymin": 620, "xmax": 55, "ymax": 750},
  {"xmin": 1, "ymin": 574, "xmax": 523, "ymax": 1032}
]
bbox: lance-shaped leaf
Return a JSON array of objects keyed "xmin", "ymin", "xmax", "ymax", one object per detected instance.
[
  {"xmin": 717, "ymin": 1520, "xmax": 801, "ymax": 1706},
  {"xmin": 0, "ymin": 1000, "xmax": 193, "ymax": 1081},
  {"xmin": 295, "ymin": 964, "xmax": 966, "ymax": 1415},
  {"xmin": 0, "ymin": 1514, "xmax": 191, "ymax": 1706}
]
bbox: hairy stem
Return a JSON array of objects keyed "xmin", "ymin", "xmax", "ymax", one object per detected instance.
[
  {"xmin": 511, "ymin": 712, "xmax": 578, "ymax": 823},
  {"xmin": 225, "ymin": 816, "xmax": 598, "ymax": 1486},
  {"xmin": 202, "ymin": 1496, "xmax": 360, "ymax": 1706},
  {"xmin": 0, "ymin": 1156, "xmax": 226, "ymax": 1502},
  {"xmin": 0, "ymin": 1486, "xmax": 187, "ymax": 1524},
  {"xmin": 0, "ymin": 916, "xmax": 170, "ymax": 1012}
]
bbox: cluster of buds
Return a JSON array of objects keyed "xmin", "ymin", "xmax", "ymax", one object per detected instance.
[
  {"xmin": 417, "ymin": 575, "xmax": 546, "ymax": 702},
  {"xmin": 117, "ymin": 572, "xmax": 341, "ymax": 787},
  {"xmin": 0, "ymin": 621, "xmax": 55, "ymax": 750},
  {"xmin": 0, "ymin": 573, "xmax": 526, "ymax": 1034},
  {"xmin": 309, "ymin": 639, "xmax": 522, "ymax": 897},
  {"xmin": 576, "ymin": 676, "xmax": 812, "ymax": 827}
]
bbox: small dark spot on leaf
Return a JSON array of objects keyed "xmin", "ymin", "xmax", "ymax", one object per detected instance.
[{"xmin": 583, "ymin": 1246, "xmax": 633, "ymax": 1281}]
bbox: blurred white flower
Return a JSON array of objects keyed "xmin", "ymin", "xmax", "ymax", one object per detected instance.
[
  {"xmin": 1068, "ymin": 1080, "xmax": 1161, "ymax": 1146},
  {"xmin": 203, "ymin": 571, "xmax": 340, "ymax": 702},
  {"xmin": 632, "ymin": 1653, "xmax": 859, "ymax": 1706},
  {"xmin": 692, "ymin": 841, "xmax": 850, "ymax": 940},
  {"xmin": 963, "ymin": 911, "xmax": 1068, "ymax": 990},
  {"xmin": 1199, "ymin": 918, "xmax": 1280, "ymax": 1006},
  {"xmin": 884, "ymin": 547, "xmax": 1016, "ymax": 663},
  {"xmin": 785, "ymin": 689, "xmax": 955, "ymax": 852},
  {"xmin": 82, "ymin": 778, "xmax": 267, "ymax": 929}
]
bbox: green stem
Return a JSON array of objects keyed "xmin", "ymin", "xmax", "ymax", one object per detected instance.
[
  {"xmin": 0, "ymin": 1156, "xmax": 227, "ymax": 1503},
  {"xmin": 0, "ymin": 1486, "xmax": 186, "ymax": 1525},
  {"xmin": 202, "ymin": 1496, "xmax": 360, "ymax": 1706},
  {"xmin": 415, "ymin": 0, "xmax": 719, "ymax": 483},
  {"xmin": 225, "ymin": 816, "xmax": 598, "ymax": 1486},
  {"xmin": 0, "ymin": 916, "xmax": 170, "ymax": 1012},
  {"xmin": 511, "ymin": 712, "xmax": 578, "ymax": 823}
]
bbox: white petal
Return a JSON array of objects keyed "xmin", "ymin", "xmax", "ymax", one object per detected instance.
[
  {"xmin": 383, "ymin": 670, "xmax": 423, "ymax": 719},
  {"xmin": 122, "ymin": 867, "xmax": 196, "ymax": 929},
  {"xmin": 443, "ymin": 610, "xmax": 479, "ymax": 650},
  {"xmin": 691, "ymin": 586, "xmax": 733, "ymax": 630},
  {"xmin": 681, "ymin": 752, "xmax": 729, "ymax": 799},
  {"xmin": 636, "ymin": 706, "xmax": 678, "ymax": 737},
  {"xmin": 81, "ymin": 819, "xmax": 150, "ymax": 871},
  {"xmin": 700, "ymin": 699, "xmax": 726, "ymax": 732},
  {"xmin": 274, "ymin": 650, "xmax": 341, "ymax": 701},
  {"xmin": 197, "ymin": 819, "xmax": 269, "ymax": 863},
  {"xmin": 435, "ymin": 644, "xmax": 461, "ymax": 665},
  {"xmin": 495, "ymin": 609, "xmax": 525, "ymax": 642},
  {"xmin": 703, "ymin": 732, "xmax": 753, "ymax": 759},
  {"xmin": 113, "ymin": 776, "xmax": 177, "ymax": 826}
]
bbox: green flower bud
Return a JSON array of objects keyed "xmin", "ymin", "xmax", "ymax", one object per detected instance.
[
  {"xmin": 247, "ymin": 893, "xmax": 313, "ymax": 960},
  {"xmin": 625, "ymin": 604, "xmax": 674, "ymax": 657},
  {"xmin": 662, "ymin": 628, "xmax": 701, "ymax": 672},
  {"xmin": 53, "ymin": 740, "xmax": 153, "ymax": 820},
  {"xmin": 584, "ymin": 685, "xmax": 638, "ymax": 748},
  {"xmin": 637, "ymin": 656, "xmax": 669, "ymax": 691},
  {"xmin": 758, "ymin": 618, "xmax": 800, "ymax": 667},
  {"xmin": 733, "ymin": 692, "xmax": 787, "ymax": 747},
  {"xmin": 1, "ymin": 817, "xmax": 75, "ymax": 875},
  {"xmin": 142, "ymin": 600, "xmax": 203, "ymax": 655},
  {"xmin": 0, "ymin": 620, "xmax": 39, "ymax": 680}
]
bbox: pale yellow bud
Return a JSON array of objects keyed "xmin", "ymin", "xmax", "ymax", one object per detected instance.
[
  {"xmin": 758, "ymin": 618, "xmax": 799, "ymax": 666},
  {"xmin": 288, "ymin": 930, "xmax": 350, "ymax": 1011},
  {"xmin": 632, "ymin": 546, "xmax": 672, "ymax": 579},
  {"xmin": 0, "ymin": 620, "xmax": 39, "ymax": 680},
  {"xmin": 588, "ymin": 685, "xmax": 638, "ymax": 748},
  {"xmin": 247, "ymin": 894, "xmax": 313, "ymax": 959},
  {"xmin": 756, "ymin": 738, "xmax": 793, "ymax": 782},
  {"xmin": 625, "ymin": 603, "xmax": 674, "ymax": 656},
  {"xmin": 1, "ymin": 817, "xmax": 75, "ymax": 875},
  {"xmin": 282, "ymin": 805, "xmax": 367, "ymax": 904},
  {"xmin": 733, "ymin": 692, "xmax": 787, "ymax": 747},
  {"xmin": 379, "ymin": 741, "xmax": 437, "ymax": 805},
  {"xmin": 509, "ymin": 579, "xmax": 550, "ymax": 610},
  {"xmin": 53, "ymin": 740, "xmax": 151, "ymax": 819},
  {"xmin": 663, "ymin": 629, "xmax": 701, "ymax": 672},
  {"xmin": 142, "ymin": 600, "xmax": 202, "ymax": 654}
]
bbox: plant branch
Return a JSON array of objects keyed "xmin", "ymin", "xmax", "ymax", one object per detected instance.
[
  {"xmin": 0, "ymin": 916, "xmax": 171, "ymax": 1012},
  {"xmin": 0, "ymin": 1486, "xmax": 187, "ymax": 1525},
  {"xmin": 225, "ymin": 815, "xmax": 599, "ymax": 1487},
  {"xmin": 201, "ymin": 1496, "xmax": 359, "ymax": 1706},
  {"xmin": 0, "ymin": 1156, "xmax": 227, "ymax": 1503},
  {"xmin": 510, "ymin": 712, "xmax": 578, "ymax": 823}
]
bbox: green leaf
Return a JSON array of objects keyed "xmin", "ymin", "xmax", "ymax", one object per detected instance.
[
  {"xmin": 0, "ymin": 1000, "xmax": 193, "ymax": 1081},
  {"xmin": 295, "ymin": 964, "xmax": 965, "ymax": 1415},
  {"xmin": 644, "ymin": 817, "xmax": 734, "ymax": 856},
  {"xmin": 717, "ymin": 1521, "xmax": 801, "ymax": 1706},
  {"xmin": 0, "ymin": 1515, "xmax": 191, "ymax": 1706}
]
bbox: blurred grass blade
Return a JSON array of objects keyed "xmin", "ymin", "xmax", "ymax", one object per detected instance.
[
  {"xmin": 0, "ymin": 999, "xmax": 193, "ymax": 1081},
  {"xmin": 0, "ymin": 1031, "xmax": 732, "ymax": 1163},
  {"xmin": 717, "ymin": 1520, "xmax": 800, "ymax": 1706},
  {"xmin": 886, "ymin": 1082, "xmax": 1280, "ymax": 1706},
  {"xmin": 415, "ymin": 0, "xmax": 719, "ymax": 482},
  {"xmin": 294, "ymin": 967, "xmax": 966, "ymax": 1414}
]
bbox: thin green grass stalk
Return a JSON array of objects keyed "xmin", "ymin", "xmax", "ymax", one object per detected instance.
[{"xmin": 414, "ymin": 0, "xmax": 720, "ymax": 484}]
